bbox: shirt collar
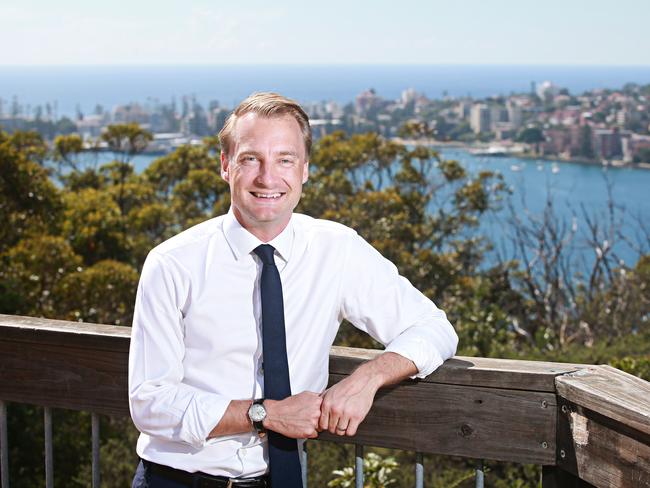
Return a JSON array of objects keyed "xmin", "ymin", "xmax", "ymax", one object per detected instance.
[{"xmin": 223, "ymin": 209, "xmax": 295, "ymax": 264}]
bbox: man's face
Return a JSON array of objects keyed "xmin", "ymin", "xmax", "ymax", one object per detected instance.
[{"xmin": 221, "ymin": 113, "xmax": 309, "ymax": 241}]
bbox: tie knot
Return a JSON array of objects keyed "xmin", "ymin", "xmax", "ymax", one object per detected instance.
[{"xmin": 254, "ymin": 244, "xmax": 276, "ymax": 265}]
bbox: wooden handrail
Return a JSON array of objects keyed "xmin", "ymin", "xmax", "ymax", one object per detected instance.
[{"xmin": 0, "ymin": 314, "xmax": 648, "ymax": 487}]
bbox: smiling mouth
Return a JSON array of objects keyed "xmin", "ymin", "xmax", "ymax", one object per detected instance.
[{"xmin": 251, "ymin": 192, "xmax": 285, "ymax": 199}]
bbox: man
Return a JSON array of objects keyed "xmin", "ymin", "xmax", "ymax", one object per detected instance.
[{"xmin": 129, "ymin": 92, "xmax": 458, "ymax": 487}]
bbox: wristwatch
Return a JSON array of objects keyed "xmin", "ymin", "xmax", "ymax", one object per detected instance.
[{"xmin": 247, "ymin": 399, "xmax": 267, "ymax": 437}]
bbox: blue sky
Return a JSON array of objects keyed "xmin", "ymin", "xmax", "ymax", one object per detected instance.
[{"xmin": 1, "ymin": 0, "xmax": 649, "ymax": 65}]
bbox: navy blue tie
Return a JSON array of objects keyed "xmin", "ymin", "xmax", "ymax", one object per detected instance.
[{"xmin": 254, "ymin": 244, "xmax": 303, "ymax": 487}]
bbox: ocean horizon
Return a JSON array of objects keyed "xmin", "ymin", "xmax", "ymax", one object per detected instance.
[{"xmin": 1, "ymin": 64, "xmax": 650, "ymax": 117}]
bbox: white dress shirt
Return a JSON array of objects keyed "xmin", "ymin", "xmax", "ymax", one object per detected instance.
[{"xmin": 128, "ymin": 210, "xmax": 458, "ymax": 477}]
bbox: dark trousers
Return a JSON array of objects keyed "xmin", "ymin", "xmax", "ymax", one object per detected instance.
[
  {"xmin": 132, "ymin": 460, "xmax": 187, "ymax": 488},
  {"xmin": 132, "ymin": 460, "xmax": 273, "ymax": 488}
]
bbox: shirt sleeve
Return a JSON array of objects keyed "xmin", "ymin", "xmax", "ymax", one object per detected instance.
[
  {"xmin": 128, "ymin": 251, "xmax": 231, "ymax": 449},
  {"xmin": 339, "ymin": 232, "xmax": 458, "ymax": 378}
]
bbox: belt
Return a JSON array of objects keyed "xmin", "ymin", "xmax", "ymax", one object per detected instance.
[{"xmin": 145, "ymin": 460, "xmax": 270, "ymax": 488}]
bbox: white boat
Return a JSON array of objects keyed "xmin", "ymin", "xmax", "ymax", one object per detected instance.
[{"xmin": 552, "ymin": 163, "xmax": 560, "ymax": 174}]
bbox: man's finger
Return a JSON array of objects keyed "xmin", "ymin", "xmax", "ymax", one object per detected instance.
[
  {"xmin": 328, "ymin": 413, "xmax": 341, "ymax": 434},
  {"xmin": 335, "ymin": 417, "xmax": 349, "ymax": 436},
  {"xmin": 319, "ymin": 408, "xmax": 330, "ymax": 431},
  {"xmin": 346, "ymin": 418, "xmax": 361, "ymax": 437}
]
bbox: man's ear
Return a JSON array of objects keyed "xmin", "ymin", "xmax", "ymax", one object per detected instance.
[
  {"xmin": 220, "ymin": 152, "xmax": 230, "ymax": 182},
  {"xmin": 302, "ymin": 161, "xmax": 309, "ymax": 184}
]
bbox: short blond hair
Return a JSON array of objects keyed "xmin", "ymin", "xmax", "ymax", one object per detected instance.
[{"xmin": 218, "ymin": 92, "xmax": 312, "ymax": 157}]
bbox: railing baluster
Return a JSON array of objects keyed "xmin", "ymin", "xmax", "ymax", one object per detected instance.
[
  {"xmin": 44, "ymin": 407, "xmax": 53, "ymax": 488},
  {"xmin": 354, "ymin": 444, "xmax": 364, "ymax": 488},
  {"xmin": 300, "ymin": 441, "xmax": 307, "ymax": 488},
  {"xmin": 475, "ymin": 459, "xmax": 484, "ymax": 488},
  {"xmin": 91, "ymin": 413, "xmax": 100, "ymax": 488},
  {"xmin": 0, "ymin": 401, "xmax": 8, "ymax": 488},
  {"xmin": 415, "ymin": 452, "xmax": 424, "ymax": 488}
]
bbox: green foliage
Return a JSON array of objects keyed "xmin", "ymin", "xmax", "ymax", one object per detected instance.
[
  {"xmin": 62, "ymin": 188, "xmax": 128, "ymax": 263},
  {"xmin": 634, "ymin": 147, "xmax": 650, "ymax": 163},
  {"xmin": 579, "ymin": 125, "xmax": 594, "ymax": 159},
  {"xmin": 52, "ymin": 133, "xmax": 85, "ymax": 170},
  {"xmin": 100, "ymin": 123, "xmax": 153, "ymax": 162},
  {"xmin": 328, "ymin": 452, "xmax": 398, "ymax": 487},
  {"xmin": 0, "ymin": 131, "xmax": 62, "ymax": 253},
  {"xmin": 516, "ymin": 127, "xmax": 545, "ymax": 144},
  {"xmin": 609, "ymin": 356, "xmax": 650, "ymax": 381},
  {"xmin": 73, "ymin": 417, "xmax": 140, "ymax": 488},
  {"xmin": 0, "ymin": 235, "xmax": 82, "ymax": 316},
  {"xmin": 54, "ymin": 260, "xmax": 139, "ymax": 325},
  {"xmin": 397, "ymin": 120, "xmax": 433, "ymax": 140}
]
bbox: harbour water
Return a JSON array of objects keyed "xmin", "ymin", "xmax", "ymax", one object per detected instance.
[{"xmin": 437, "ymin": 148, "xmax": 649, "ymax": 268}]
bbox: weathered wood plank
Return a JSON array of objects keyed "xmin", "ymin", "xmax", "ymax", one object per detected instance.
[
  {"xmin": 1, "ymin": 316, "xmax": 584, "ymax": 392},
  {"xmin": 557, "ymin": 400, "xmax": 650, "ymax": 488},
  {"xmin": 556, "ymin": 365, "xmax": 650, "ymax": 436},
  {"xmin": 320, "ymin": 373, "xmax": 557, "ymax": 464},
  {"xmin": 0, "ymin": 336, "xmax": 129, "ymax": 417},
  {"xmin": 0, "ymin": 314, "xmax": 130, "ymax": 352},
  {"xmin": 331, "ymin": 346, "xmax": 584, "ymax": 392}
]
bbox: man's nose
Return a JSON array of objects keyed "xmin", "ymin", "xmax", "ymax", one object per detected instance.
[{"xmin": 255, "ymin": 160, "xmax": 276, "ymax": 186}]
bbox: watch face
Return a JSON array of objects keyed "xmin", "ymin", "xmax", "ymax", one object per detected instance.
[{"xmin": 249, "ymin": 403, "xmax": 266, "ymax": 422}]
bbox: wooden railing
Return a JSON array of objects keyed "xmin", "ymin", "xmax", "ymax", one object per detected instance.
[{"xmin": 0, "ymin": 314, "xmax": 648, "ymax": 487}]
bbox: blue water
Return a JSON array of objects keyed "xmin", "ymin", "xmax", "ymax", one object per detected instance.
[
  {"xmin": 2, "ymin": 65, "xmax": 650, "ymax": 117},
  {"xmin": 437, "ymin": 149, "xmax": 649, "ymax": 268}
]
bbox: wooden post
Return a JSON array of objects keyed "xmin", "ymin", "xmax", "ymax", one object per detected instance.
[{"xmin": 542, "ymin": 466, "xmax": 594, "ymax": 488}]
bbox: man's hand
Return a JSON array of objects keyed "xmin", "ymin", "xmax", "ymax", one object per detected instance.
[
  {"xmin": 263, "ymin": 391, "xmax": 322, "ymax": 439},
  {"xmin": 319, "ymin": 373, "xmax": 379, "ymax": 436},
  {"xmin": 319, "ymin": 352, "xmax": 419, "ymax": 437}
]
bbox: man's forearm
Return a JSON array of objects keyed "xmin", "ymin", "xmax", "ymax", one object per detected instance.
[
  {"xmin": 350, "ymin": 351, "xmax": 418, "ymax": 388},
  {"xmin": 208, "ymin": 400, "xmax": 252, "ymax": 438}
]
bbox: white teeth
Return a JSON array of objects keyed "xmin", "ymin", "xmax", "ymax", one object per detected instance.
[{"xmin": 253, "ymin": 192, "xmax": 282, "ymax": 199}]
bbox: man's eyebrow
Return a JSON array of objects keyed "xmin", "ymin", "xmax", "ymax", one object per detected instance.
[
  {"xmin": 237, "ymin": 150, "xmax": 262, "ymax": 157},
  {"xmin": 276, "ymin": 150, "xmax": 299, "ymax": 157}
]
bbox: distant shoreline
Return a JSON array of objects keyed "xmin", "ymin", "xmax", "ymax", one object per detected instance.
[
  {"xmin": 2, "ymin": 64, "xmax": 650, "ymax": 117},
  {"xmin": 392, "ymin": 138, "xmax": 650, "ymax": 170}
]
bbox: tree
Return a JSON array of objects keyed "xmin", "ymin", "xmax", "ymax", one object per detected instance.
[
  {"xmin": 516, "ymin": 127, "xmax": 545, "ymax": 154},
  {"xmin": 100, "ymin": 123, "xmax": 153, "ymax": 163},
  {"xmin": 0, "ymin": 235, "xmax": 82, "ymax": 316},
  {"xmin": 100, "ymin": 124, "xmax": 153, "ymax": 213},
  {"xmin": 0, "ymin": 131, "xmax": 62, "ymax": 253},
  {"xmin": 52, "ymin": 133, "xmax": 85, "ymax": 171},
  {"xmin": 62, "ymin": 188, "xmax": 128, "ymax": 263},
  {"xmin": 579, "ymin": 125, "xmax": 594, "ymax": 159},
  {"xmin": 397, "ymin": 120, "xmax": 433, "ymax": 140},
  {"xmin": 634, "ymin": 147, "xmax": 650, "ymax": 164},
  {"xmin": 54, "ymin": 260, "xmax": 139, "ymax": 325}
]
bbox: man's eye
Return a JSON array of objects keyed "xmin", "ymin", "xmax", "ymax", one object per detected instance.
[
  {"xmin": 241, "ymin": 156, "xmax": 258, "ymax": 164},
  {"xmin": 280, "ymin": 158, "xmax": 294, "ymax": 165}
]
